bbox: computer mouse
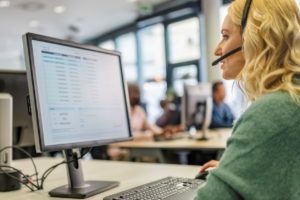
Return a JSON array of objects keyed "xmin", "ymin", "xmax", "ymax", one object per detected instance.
[{"xmin": 194, "ymin": 170, "xmax": 209, "ymax": 180}]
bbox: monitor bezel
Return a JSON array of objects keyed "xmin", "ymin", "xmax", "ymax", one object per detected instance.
[{"xmin": 23, "ymin": 32, "xmax": 132, "ymax": 152}]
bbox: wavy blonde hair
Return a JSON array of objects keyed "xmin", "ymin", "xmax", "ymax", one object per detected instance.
[{"xmin": 229, "ymin": 0, "xmax": 300, "ymax": 102}]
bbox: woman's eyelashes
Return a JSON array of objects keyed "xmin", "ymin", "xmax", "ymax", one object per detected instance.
[{"xmin": 222, "ymin": 34, "xmax": 229, "ymax": 40}]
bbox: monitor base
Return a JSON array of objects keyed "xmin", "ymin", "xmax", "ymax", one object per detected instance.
[
  {"xmin": 196, "ymin": 128, "xmax": 209, "ymax": 141},
  {"xmin": 49, "ymin": 180, "xmax": 119, "ymax": 199},
  {"xmin": 196, "ymin": 136, "xmax": 209, "ymax": 141}
]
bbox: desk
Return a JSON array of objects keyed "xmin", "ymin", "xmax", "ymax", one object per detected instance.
[
  {"xmin": 110, "ymin": 128, "xmax": 232, "ymax": 163},
  {"xmin": 1, "ymin": 158, "xmax": 199, "ymax": 200}
]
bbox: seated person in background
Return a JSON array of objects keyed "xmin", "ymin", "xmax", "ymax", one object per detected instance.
[
  {"xmin": 109, "ymin": 84, "xmax": 182, "ymax": 159},
  {"xmin": 155, "ymin": 90, "xmax": 181, "ymax": 128},
  {"xmin": 128, "ymin": 83, "xmax": 163, "ymax": 141},
  {"xmin": 108, "ymin": 83, "xmax": 163, "ymax": 159},
  {"xmin": 210, "ymin": 81, "xmax": 235, "ymax": 128}
]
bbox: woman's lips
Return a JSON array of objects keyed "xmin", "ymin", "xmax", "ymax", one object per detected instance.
[{"xmin": 220, "ymin": 61, "xmax": 224, "ymax": 69}]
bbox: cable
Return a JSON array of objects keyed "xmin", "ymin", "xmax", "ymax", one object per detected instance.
[
  {"xmin": 0, "ymin": 146, "xmax": 104, "ymax": 195},
  {"xmin": 0, "ymin": 146, "xmax": 93, "ymax": 191},
  {"xmin": 0, "ymin": 146, "xmax": 94, "ymax": 191},
  {"xmin": 0, "ymin": 146, "xmax": 39, "ymax": 188},
  {"xmin": 39, "ymin": 160, "xmax": 66, "ymax": 189},
  {"xmin": 39, "ymin": 147, "xmax": 93, "ymax": 189},
  {"xmin": 0, "ymin": 165, "xmax": 38, "ymax": 191}
]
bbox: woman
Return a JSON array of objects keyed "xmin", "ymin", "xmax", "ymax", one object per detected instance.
[
  {"xmin": 127, "ymin": 83, "xmax": 163, "ymax": 140},
  {"xmin": 197, "ymin": 0, "xmax": 300, "ymax": 199}
]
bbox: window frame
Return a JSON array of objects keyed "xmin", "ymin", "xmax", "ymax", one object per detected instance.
[{"xmin": 86, "ymin": 1, "xmax": 202, "ymax": 91}]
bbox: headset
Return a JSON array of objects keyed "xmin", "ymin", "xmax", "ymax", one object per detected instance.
[{"xmin": 212, "ymin": 0, "xmax": 252, "ymax": 66}]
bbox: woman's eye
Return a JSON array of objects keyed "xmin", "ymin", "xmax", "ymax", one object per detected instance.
[{"xmin": 222, "ymin": 34, "xmax": 229, "ymax": 40}]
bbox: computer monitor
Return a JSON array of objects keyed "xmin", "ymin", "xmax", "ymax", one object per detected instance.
[
  {"xmin": 0, "ymin": 70, "xmax": 35, "ymax": 148},
  {"xmin": 181, "ymin": 83, "xmax": 212, "ymax": 140},
  {"xmin": 23, "ymin": 33, "xmax": 132, "ymax": 198}
]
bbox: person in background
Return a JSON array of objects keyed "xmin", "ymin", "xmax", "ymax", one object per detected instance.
[
  {"xmin": 128, "ymin": 83, "xmax": 163, "ymax": 140},
  {"xmin": 156, "ymin": 89, "xmax": 181, "ymax": 128},
  {"xmin": 210, "ymin": 81, "xmax": 235, "ymax": 128},
  {"xmin": 196, "ymin": 0, "xmax": 300, "ymax": 199},
  {"xmin": 108, "ymin": 83, "xmax": 163, "ymax": 159}
]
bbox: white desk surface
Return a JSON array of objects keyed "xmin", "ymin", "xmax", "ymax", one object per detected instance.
[
  {"xmin": 110, "ymin": 128, "xmax": 232, "ymax": 150},
  {"xmin": 2, "ymin": 158, "xmax": 199, "ymax": 200}
]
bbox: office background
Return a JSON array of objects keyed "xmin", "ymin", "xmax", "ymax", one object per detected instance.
[
  {"xmin": 1, "ymin": 0, "xmax": 299, "ymax": 122},
  {"xmin": 1, "ymin": 1, "xmax": 296, "ymax": 198}
]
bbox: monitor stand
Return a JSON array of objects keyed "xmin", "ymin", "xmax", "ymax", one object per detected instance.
[
  {"xmin": 49, "ymin": 149, "xmax": 119, "ymax": 199},
  {"xmin": 196, "ymin": 127, "xmax": 209, "ymax": 141}
]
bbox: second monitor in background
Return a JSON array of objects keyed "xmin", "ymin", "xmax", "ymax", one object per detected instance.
[
  {"xmin": 182, "ymin": 83, "xmax": 212, "ymax": 140},
  {"xmin": 0, "ymin": 71, "xmax": 35, "ymax": 156}
]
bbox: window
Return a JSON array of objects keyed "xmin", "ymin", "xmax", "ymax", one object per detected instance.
[
  {"xmin": 168, "ymin": 17, "xmax": 200, "ymax": 64},
  {"xmin": 116, "ymin": 33, "xmax": 138, "ymax": 82},
  {"xmin": 139, "ymin": 24, "xmax": 166, "ymax": 82},
  {"xmin": 89, "ymin": 5, "xmax": 202, "ymax": 122},
  {"xmin": 139, "ymin": 24, "xmax": 166, "ymax": 123}
]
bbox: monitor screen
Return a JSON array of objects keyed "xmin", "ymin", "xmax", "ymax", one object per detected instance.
[
  {"xmin": 23, "ymin": 33, "xmax": 132, "ymax": 152},
  {"xmin": 0, "ymin": 70, "xmax": 34, "ymax": 147},
  {"xmin": 182, "ymin": 83, "xmax": 212, "ymax": 130}
]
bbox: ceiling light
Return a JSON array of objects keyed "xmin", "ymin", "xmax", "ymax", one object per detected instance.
[
  {"xmin": 54, "ymin": 5, "xmax": 66, "ymax": 14},
  {"xmin": 29, "ymin": 20, "xmax": 39, "ymax": 28},
  {"xmin": 128, "ymin": 0, "xmax": 137, "ymax": 3},
  {"xmin": 0, "ymin": 0, "xmax": 10, "ymax": 8}
]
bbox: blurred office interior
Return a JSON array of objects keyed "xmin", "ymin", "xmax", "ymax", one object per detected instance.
[
  {"xmin": 3, "ymin": 0, "xmax": 298, "ymax": 163},
  {"xmin": 0, "ymin": 0, "xmax": 245, "ymax": 122}
]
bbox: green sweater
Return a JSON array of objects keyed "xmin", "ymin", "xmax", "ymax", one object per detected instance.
[{"xmin": 196, "ymin": 91, "xmax": 300, "ymax": 200}]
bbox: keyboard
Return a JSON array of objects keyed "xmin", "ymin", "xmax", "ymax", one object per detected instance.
[{"xmin": 103, "ymin": 176, "xmax": 205, "ymax": 200}]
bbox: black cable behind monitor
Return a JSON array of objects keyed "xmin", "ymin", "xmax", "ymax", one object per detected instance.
[{"xmin": 0, "ymin": 146, "xmax": 92, "ymax": 192}]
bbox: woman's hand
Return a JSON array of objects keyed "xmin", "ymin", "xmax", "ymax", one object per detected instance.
[{"xmin": 199, "ymin": 160, "xmax": 219, "ymax": 173}]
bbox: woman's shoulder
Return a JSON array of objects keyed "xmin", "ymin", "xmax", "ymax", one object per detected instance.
[
  {"xmin": 234, "ymin": 91, "xmax": 299, "ymax": 128},
  {"xmin": 231, "ymin": 91, "xmax": 300, "ymax": 142},
  {"xmin": 249, "ymin": 91, "xmax": 296, "ymax": 112}
]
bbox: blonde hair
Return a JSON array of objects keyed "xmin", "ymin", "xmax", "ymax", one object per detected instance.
[{"xmin": 229, "ymin": 0, "xmax": 300, "ymax": 102}]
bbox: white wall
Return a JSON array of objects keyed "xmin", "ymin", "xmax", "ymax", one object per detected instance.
[{"xmin": 200, "ymin": 0, "xmax": 222, "ymax": 82}]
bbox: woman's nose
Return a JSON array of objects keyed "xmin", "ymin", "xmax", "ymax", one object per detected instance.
[{"xmin": 214, "ymin": 44, "xmax": 222, "ymax": 56}]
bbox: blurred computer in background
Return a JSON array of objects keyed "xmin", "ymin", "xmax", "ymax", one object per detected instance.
[
  {"xmin": 181, "ymin": 83, "xmax": 212, "ymax": 140},
  {"xmin": 0, "ymin": 70, "xmax": 36, "ymax": 158}
]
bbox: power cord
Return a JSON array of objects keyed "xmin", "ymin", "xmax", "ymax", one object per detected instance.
[
  {"xmin": 0, "ymin": 164, "xmax": 38, "ymax": 191},
  {"xmin": 0, "ymin": 146, "xmax": 39, "ymax": 191},
  {"xmin": 0, "ymin": 146, "xmax": 92, "ymax": 191}
]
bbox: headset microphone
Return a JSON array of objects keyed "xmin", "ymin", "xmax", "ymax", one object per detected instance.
[{"xmin": 211, "ymin": 46, "xmax": 242, "ymax": 66}]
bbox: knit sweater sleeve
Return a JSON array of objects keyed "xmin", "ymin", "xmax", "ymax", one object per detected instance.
[{"xmin": 196, "ymin": 92, "xmax": 300, "ymax": 200}]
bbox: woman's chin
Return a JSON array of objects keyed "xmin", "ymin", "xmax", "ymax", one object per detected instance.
[{"xmin": 222, "ymin": 72, "xmax": 235, "ymax": 80}]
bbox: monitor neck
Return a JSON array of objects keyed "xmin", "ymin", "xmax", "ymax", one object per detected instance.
[{"xmin": 64, "ymin": 149, "xmax": 85, "ymax": 189}]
